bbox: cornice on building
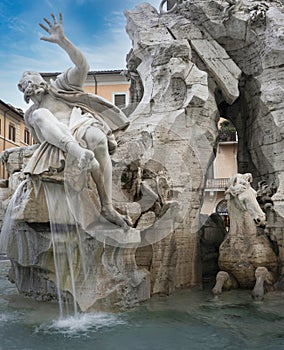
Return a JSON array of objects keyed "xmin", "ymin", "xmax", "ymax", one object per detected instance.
[
  {"xmin": 41, "ymin": 69, "xmax": 125, "ymax": 78},
  {"xmin": 0, "ymin": 99, "xmax": 24, "ymax": 119}
]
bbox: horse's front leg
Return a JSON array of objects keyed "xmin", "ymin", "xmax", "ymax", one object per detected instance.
[{"xmin": 212, "ymin": 271, "xmax": 238, "ymax": 296}]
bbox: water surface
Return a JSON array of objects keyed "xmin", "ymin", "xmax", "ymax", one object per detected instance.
[{"xmin": 0, "ymin": 261, "xmax": 283, "ymax": 350}]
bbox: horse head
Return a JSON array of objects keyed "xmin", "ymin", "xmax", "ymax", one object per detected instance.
[{"xmin": 226, "ymin": 173, "xmax": 266, "ymax": 227}]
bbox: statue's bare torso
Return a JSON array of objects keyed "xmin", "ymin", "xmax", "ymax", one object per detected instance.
[{"xmin": 38, "ymin": 93, "xmax": 73, "ymax": 126}]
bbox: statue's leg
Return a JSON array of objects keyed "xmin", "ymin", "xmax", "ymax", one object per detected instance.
[
  {"xmin": 252, "ymin": 267, "xmax": 275, "ymax": 301},
  {"xmin": 83, "ymin": 127, "xmax": 130, "ymax": 229},
  {"xmin": 30, "ymin": 108, "xmax": 98, "ymax": 170},
  {"xmin": 212, "ymin": 271, "xmax": 230, "ymax": 295}
]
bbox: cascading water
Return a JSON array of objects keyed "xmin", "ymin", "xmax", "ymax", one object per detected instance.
[
  {"xmin": 43, "ymin": 181, "xmax": 79, "ymax": 318},
  {"xmin": 0, "ymin": 178, "xmax": 30, "ymax": 255},
  {"xmin": 0, "ymin": 175, "xmax": 82, "ymax": 318}
]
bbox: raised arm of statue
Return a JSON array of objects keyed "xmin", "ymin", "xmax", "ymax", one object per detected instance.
[{"xmin": 39, "ymin": 13, "xmax": 89, "ymax": 88}]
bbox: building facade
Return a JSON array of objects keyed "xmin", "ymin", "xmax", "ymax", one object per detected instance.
[
  {"xmin": 85, "ymin": 70, "xmax": 130, "ymax": 109},
  {"xmin": 41, "ymin": 70, "xmax": 130, "ymax": 110},
  {"xmin": 0, "ymin": 99, "xmax": 34, "ymax": 179},
  {"xmin": 201, "ymin": 119, "xmax": 238, "ymax": 226}
]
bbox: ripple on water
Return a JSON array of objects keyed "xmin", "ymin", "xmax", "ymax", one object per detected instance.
[
  {"xmin": 34, "ymin": 312, "xmax": 127, "ymax": 338},
  {"xmin": 1, "ymin": 310, "xmax": 24, "ymax": 321}
]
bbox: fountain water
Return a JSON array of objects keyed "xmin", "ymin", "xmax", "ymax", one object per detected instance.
[
  {"xmin": 0, "ymin": 178, "xmax": 30, "ymax": 255},
  {"xmin": 0, "ymin": 260, "xmax": 284, "ymax": 349},
  {"xmin": 0, "ymin": 177, "xmax": 82, "ymax": 317},
  {"xmin": 43, "ymin": 181, "xmax": 79, "ymax": 317}
]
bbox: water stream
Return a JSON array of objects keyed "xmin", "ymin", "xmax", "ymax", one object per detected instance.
[
  {"xmin": 43, "ymin": 181, "xmax": 79, "ymax": 318},
  {"xmin": 0, "ymin": 179, "xmax": 30, "ymax": 254},
  {"xmin": 0, "ymin": 260, "xmax": 283, "ymax": 350}
]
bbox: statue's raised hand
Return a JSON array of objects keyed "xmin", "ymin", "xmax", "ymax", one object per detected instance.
[{"xmin": 39, "ymin": 13, "xmax": 65, "ymax": 44}]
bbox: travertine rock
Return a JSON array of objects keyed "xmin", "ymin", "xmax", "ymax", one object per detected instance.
[
  {"xmin": 118, "ymin": 2, "xmax": 224, "ymax": 294},
  {"xmin": 175, "ymin": 0, "xmax": 284, "ymax": 279}
]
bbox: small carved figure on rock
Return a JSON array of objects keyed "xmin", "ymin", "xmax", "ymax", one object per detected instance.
[
  {"xmin": 222, "ymin": 0, "xmax": 243, "ymax": 22},
  {"xmin": 123, "ymin": 50, "xmax": 144, "ymax": 107},
  {"xmin": 256, "ymin": 180, "xmax": 276, "ymax": 210},
  {"xmin": 248, "ymin": 2, "xmax": 269, "ymax": 24}
]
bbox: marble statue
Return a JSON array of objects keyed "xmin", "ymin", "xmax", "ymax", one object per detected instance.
[
  {"xmin": 251, "ymin": 266, "xmax": 275, "ymax": 301},
  {"xmin": 122, "ymin": 49, "xmax": 144, "ymax": 115},
  {"xmin": 212, "ymin": 174, "xmax": 278, "ymax": 297},
  {"xmin": 222, "ymin": 0, "xmax": 244, "ymax": 21},
  {"xmin": 18, "ymin": 13, "xmax": 130, "ymax": 230},
  {"xmin": 0, "ymin": 13, "xmax": 150, "ymax": 312}
]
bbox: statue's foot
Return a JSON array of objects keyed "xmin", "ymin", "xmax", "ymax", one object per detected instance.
[
  {"xmin": 212, "ymin": 271, "xmax": 230, "ymax": 296},
  {"xmin": 78, "ymin": 150, "xmax": 99, "ymax": 171},
  {"xmin": 101, "ymin": 205, "xmax": 132, "ymax": 229}
]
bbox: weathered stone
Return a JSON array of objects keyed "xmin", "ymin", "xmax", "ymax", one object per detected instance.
[
  {"xmin": 136, "ymin": 211, "xmax": 156, "ymax": 230},
  {"xmin": 218, "ymin": 174, "xmax": 278, "ymax": 289},
  {"xmin": 190, "ymin": 38, "xmax": 241, "ymax": 104},
  {"xmin": 114, "ymin": 201, "xmax": 142, "ymax": 225}
]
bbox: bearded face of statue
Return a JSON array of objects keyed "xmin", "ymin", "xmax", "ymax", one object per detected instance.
[{"xmin": 18, "ymin": 71, "xmax": 49, "ymax": 103}]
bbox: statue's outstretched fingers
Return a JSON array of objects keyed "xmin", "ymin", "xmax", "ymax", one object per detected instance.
[
  {"xmin": 51, "ymin": 13, "xmax": 57, "ymax": 24},
  {"xmin": 39, "ymin": 22, "xmax": 49, "ymax": 33},
  {"xmin": 43, "ymin": 17, "xmax": 52, "ymax": 27}
]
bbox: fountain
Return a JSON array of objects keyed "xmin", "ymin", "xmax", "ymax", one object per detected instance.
[{"xmin": 0, "ymin": 4, "xmax": 284, "ymax": 343}]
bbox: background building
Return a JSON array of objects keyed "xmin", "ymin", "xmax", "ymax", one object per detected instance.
[
  {"xmin": 0, "ymin": 99, "xmax": 34, "ymax": 179},
  {"xmin": 201, "ymin": 118, "xmax": 238, "ymax": 227},
  {"xmin": 42, "ymin": 70, "xmax": 130, "ymax": 110}
]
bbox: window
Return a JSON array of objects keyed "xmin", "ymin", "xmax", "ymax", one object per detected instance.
[
  {"xmin": 216, "ymin": 199, "xmax": 230, "ymax": 228},
  {"xmin": 24, "ymin": 128, "xmax": 30, "ymax": 144},
  {"xmin": 8, "ymin": 124, "xmax": 16, "ymax": 141},
  {"xmin": 113, "ymin": 93, "xmax": 127, "ymax": 109}
]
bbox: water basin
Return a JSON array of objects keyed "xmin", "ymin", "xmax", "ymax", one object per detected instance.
[{"xmin": 0, "ymin": 261, "xmax": 283, "ymax": 350}]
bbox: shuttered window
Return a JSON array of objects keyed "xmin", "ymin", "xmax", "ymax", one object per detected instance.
[
  {"xmin": 24, "ymin": 128, "xmax": 30, "ymax": 144},
  {"xmin": 9, "ymin": 124, "xmax": 16, "ymax": 141},
  {"xmin": 114, "ymin": 93, "xmax": 126, "ymax": 108}
]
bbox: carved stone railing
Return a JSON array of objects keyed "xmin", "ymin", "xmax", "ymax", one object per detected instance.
[{"xmin": 205, "ymin": 178, "xmax": 230, "ymax": 191}]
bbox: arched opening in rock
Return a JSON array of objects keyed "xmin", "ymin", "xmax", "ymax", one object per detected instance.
[{"xmin": 199, "ymin": 96, "xmax": 239, "ymax": 286}]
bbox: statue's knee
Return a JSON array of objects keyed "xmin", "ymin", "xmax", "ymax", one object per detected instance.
[
  {"xmin": 85, "ymin": 128, "xmax": 108, "ymax": 152},
  {"xmin": 96, "ymin": 137, "xmax": 108, "ymax": 153}
]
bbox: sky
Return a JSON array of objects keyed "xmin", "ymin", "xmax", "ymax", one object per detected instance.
[{"xmin": 0, "ymin": 0, "xmax": 161, "ymax": 110}]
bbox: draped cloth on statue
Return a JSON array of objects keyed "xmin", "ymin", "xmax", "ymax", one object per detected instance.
[
  {"xmin": 50, "ymin": 68, "xmax": 130, "ymax": 133},
  {"xmin": 23, "ymin": 108, "xmax": 103, "ymax": 175}
]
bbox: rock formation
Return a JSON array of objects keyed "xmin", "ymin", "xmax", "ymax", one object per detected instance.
[{"xmin": 123, "ymin": 0, "xmax": 284, "ymax": 295}]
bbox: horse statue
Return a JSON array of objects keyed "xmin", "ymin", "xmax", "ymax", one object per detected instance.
[{"xmin": 212, "ymin": 173, "xmax": 278, "ymax": 300}]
